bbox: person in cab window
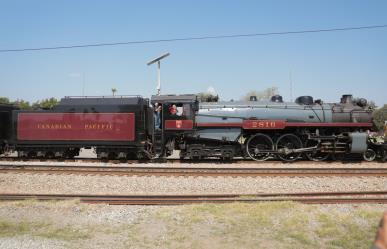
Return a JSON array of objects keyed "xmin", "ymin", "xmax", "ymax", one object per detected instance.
[
  {"xmin": 169, "ymin": 104, "xmax": 177, "ymax": 116},
  {"xmin": 154, "ymin": 103, "xmax": 162, "ymax": 130}
]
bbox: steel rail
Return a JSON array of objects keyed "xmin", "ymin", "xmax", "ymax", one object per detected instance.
[
  {"xmin": 0, "ymin": 191, "xmax": 386, "ymax": 205},
  {"xmin": 0, "ymin": 157, "xmax": 259, "ymax": 164},
  {"xmin": 0, "ymin": 164, "xmax": 386, "ymax": 177}
]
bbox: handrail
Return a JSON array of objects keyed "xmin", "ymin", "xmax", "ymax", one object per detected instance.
[{"xmin": 64, "ymin": 95, "xmax": 142, "ymax": 99}]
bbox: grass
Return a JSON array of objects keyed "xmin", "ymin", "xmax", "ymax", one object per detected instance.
[
  {"xmin": 316, "ymin": 211, "xmax": 381, "ymax": 249},
  {"xmin": 0, "ymin": 219, "xmax": 90, "ymax": 241},
  {"xmin": 36, "ymin": 225, "xmax": 90, "ymax": 240},
  {"xmin": 125, "ymin": 202, "xmax": 383, "ymax": 249},
  {"xmin": 0, "ymin": 220, "xmax": 32, "ymax": 237}
]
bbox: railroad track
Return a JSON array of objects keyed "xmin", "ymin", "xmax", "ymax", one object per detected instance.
[
  {"xmin": 0, "ymin": 157, "xmax": 159, "ymax": 164},
  {"xmin": 0, "ymin": 156, "xmax": 374, "ymax": 164},
  {"xmin": 0, "ymin": 191, "xmax": 386, "ymax": 205},
  {"xmin": 0, "ymin": 164, "xmax": 387, "ymax": 177},
  {"xmin": 0, "ymin": 157, "xmax": 249, "ymax": 164}
]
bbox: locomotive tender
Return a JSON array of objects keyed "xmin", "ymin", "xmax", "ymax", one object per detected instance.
[
  {"xmin": 0, "ymin": 93, "xmax": 385, "ymax": 162},
  {"xmin": 2, "ymin": 96, "xmax": 153, "ymax": 159}
]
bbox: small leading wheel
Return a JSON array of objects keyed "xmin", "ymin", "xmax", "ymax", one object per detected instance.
[
  {"xmin": 276, "ymin": 134, "xmax": 303, "ymax": 162},
  {"xmin": 304, "ymin": 140, "xmax": 330, "ymax": 161},
  {"xmin": 382, "ymin": 151, "xmax": 387, "ymax": 162},
  {"xmin": 363, "ymin": 149, "xmax": 376, "ymax": 162},
  {"xmin": 246, "ymin": 133, "xmax": 274, "ymax": 161}
]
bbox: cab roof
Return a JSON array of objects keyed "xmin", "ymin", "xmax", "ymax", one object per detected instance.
[{"xmin": 151, "ymin": 94, "xmax": 197, "ymax": 103}]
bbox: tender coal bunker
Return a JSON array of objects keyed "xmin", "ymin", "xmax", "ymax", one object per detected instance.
[
  {"xmin": 53, "ymin": 97, "xmax": 145, "ymax": 113},
  {"xmin": 295, "ymin": 96, "xmax": 313, "ymax": 105}
]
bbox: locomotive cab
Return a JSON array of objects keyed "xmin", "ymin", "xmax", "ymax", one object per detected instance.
[
  {"xmin": 151, "ymin": 94, "xmax": 198, "ymax": 157},
  {"xmin": 151, "ymin": 94, "xmax": 198, "ymax": 130}
]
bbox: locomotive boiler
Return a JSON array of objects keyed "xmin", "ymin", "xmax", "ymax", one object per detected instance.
[{"xmin": 172, "ymin": 94, "xmax": 375, "ymax": 161}]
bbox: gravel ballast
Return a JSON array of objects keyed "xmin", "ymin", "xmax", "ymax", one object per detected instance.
[
  {"xmin": 0, "ymin": 160, "xmax": 386, "ymax": 169},
  {"xmin": 0, "ymin": 173, "xmax": 386, "ymax": 195}
]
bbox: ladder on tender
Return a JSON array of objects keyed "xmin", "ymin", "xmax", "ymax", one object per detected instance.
[{"xmin": 153, "ymin": 130, "xmax": 164, "ymax": 158}]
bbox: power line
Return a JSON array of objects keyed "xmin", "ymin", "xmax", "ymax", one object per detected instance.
[{"xmin": 1, "ymin": 24, "xmax": 386, "ymax": 53}]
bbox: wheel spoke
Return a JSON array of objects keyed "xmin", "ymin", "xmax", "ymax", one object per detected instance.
[
  {"xmin": 276, "ymin": 134, "xmax": 303, "ymax": 162},
  {"xmin": 363, "ymin": 149, "xmax": 376, "ymax": 161},
  {"xmin": 246, "ymin": 134, "xmax": 274, "ymax": 161},
  {"xmin": 305, "ymin": 140, "xmax": 330, "ymax": 161}
]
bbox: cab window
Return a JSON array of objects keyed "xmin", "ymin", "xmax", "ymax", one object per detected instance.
[{"xmin": 167, "ymin": 103, "xmax": 192, "ymax": 118}]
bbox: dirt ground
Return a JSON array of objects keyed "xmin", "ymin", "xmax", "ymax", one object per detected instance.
[{"xmin": 0, "ymin": 200, "xmax": 385, "ymax": 249}]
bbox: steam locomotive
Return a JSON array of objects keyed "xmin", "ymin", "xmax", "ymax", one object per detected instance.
[{"xmin": 0, "ymin": 93, "xmax": 385, "ymax": 162}]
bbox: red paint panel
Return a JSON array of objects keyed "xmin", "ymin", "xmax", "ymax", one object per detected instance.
[
  {"xmin": 164, "ymin": 120, "xmax": 193, "ymax": 130},
  {"xmin": 17, "ymin": 113, "xmax": 135, "ymax": 141},
  {"xmin": 285, "ymin": 122, "xmax": 373, "ymax": 127},
  {"xmin": 243, "ymin": 120, "xmax": 286, "ymax": 129}
]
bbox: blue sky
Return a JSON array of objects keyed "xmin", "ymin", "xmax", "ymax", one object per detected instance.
[{"xmin": 0, "ymin": 0, "xmax": 386, "ymax": 105}]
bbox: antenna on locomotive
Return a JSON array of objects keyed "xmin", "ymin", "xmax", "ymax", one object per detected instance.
[
  {"xmin": 289, "ymin": 70, "xmax": 293, "ymax": 102},
  {"xmin": 147, "ymin": 52, "xmax": 170, "ymax": 96}
]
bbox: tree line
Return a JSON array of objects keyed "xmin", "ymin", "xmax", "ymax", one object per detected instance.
[
  {"xmin": 373, "ymin": 105, "xmax": 387, "ymax": 131},
  {"xmin": 0, "ymin": 97, "xmax": 58, "ymax": 110}
]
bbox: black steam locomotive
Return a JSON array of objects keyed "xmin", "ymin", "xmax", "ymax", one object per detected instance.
[{"xmin": 0, "ymin": 93, "xmax": 385, "ymax": 162}]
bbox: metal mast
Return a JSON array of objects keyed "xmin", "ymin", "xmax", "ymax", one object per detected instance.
[{"xmin": 147, "ymin": 53, "xmax": 170, "ymax": 95}]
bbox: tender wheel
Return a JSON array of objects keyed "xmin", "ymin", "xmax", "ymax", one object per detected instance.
[
  {"xmin": 45, "ymin": 151, "xmax": 55, "ymax": 159},
  {"xmin": 65, "ymin": 148, "xmax": 80, "ymax": 159},
  {"xmin": 363, "ymin": 149, "xmax": 376, "ymax": 162},
  {"xmin": 246, "ymin": 133, "xmax": 274, "ymax": 161},
  {"xmin": 27, "ymin": 151, "xmax": 37, "ymax": 158},
  {"xmin": 108, "ymin": 152, "xmax": 117, "ymax": 160},
  {"xmin": 382, "ymin": 151, "xmax": 387, "ymax": 162},
  {"xmin": 304, "ymin": 140, "xmax": 330, "ymax": 161},
  {"xmin": 276, "ymin": 134, "xmax": 303, "ymax": 162}
]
